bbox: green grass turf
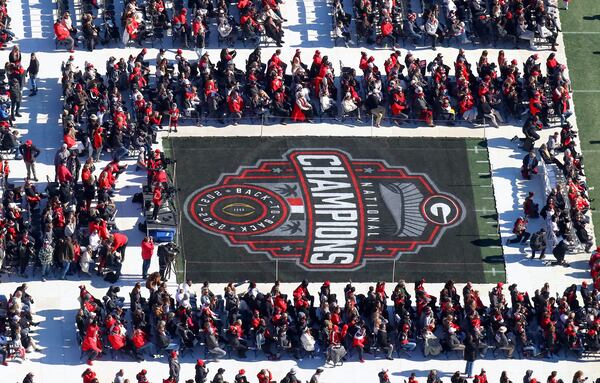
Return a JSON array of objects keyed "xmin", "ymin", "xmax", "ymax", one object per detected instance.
[
  {"xmin": 560, "ymin": 3, "xmax": 600, "ymax": 238},
  {"xmin": 465, "ymin": 139, "xmax": 505, "ymax": 283}
]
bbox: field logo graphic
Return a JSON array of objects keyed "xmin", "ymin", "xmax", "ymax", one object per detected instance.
[{"xmin": 185, "ymin": 149, "xmax": 465, "ymax": 271}]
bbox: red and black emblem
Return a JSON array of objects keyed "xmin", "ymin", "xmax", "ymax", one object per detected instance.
[{"xmin": 185, "ymin": 149, "xmax": 465, "ymax": 271}]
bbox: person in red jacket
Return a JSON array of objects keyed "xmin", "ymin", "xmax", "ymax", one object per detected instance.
[
  {"xmin": 390, "ymin": 88, "xmax": 408, "ymax": 125},
  {"xmin": 110, "ymin": 232, "xmax": 129, "ymax": 261},
  {"xmin": 131, "ymin": 328, "xmax": 150, "ymax": 361},
  {"xmin": 227, "ymin": 89, "xmax": 244, "ymax": 124},
  {"xmin": 81, "ymin": 323, "xmax": 102, "ymax": 365},
  {"xmin": 54, "ymin": 19, "xmax": 74, "ymax": 52},
  {"xmin": 81, "ymin": 368, "xmax": 97, "ymax": 383},
  {"xmin": 141, "ymin": 236, "xmax": 154, "ymax": 279},
  {"xmin": 125, "ymin": 17, "xmax": 141, "ymax": 46},
  {"xmin": 257, "ymin": 369, "xmax": 273, "ymax": 383},
  {"xmin": 1, "ymin": 159, "xmax": 9, "ymax": 188},
  {"xmin": 168, "ymin": 103, "xmax": 180, "ymax": 133},
  {"xmin": 56, "ymin": 161, "xmax": 73, "ymax": 184},
  {"xmin": 108, "ymin": 322, "xmax": 127, "ymax": 354},
  {"xmin": 352, "ymin": 324, "xmax": 366, "ymax": 362},
  {"xmin": 378, "ymin": 17, "xmax": 394, "ymax": 46},
  {"xmin": 151, "ymin": 184, "xmax": 163, "ymax": 221},
  {"xmin": 172, "ymin": 8, "xmax": 190, "ymax": 47},
  {"xmin": 91, "ymin": 126, "xmax": 103, "ymax": 162}
]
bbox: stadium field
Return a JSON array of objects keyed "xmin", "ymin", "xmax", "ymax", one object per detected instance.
[{"xmin": 168, "ymin": 136, "xmax": 504, "ymax": 283}]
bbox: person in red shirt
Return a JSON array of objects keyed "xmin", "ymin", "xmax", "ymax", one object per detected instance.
[
  {"xmin": 168, "ymin": 103, "xmax": 180, "ymax": 133},
  {"xmin": 125, "ymin": 17, "xmax": 141, "ymax": 46},
  {"xmin": 1, "ymin": 159, "xmax": 8, "ymax": 188},
  {"xmin": 56, "ymin": 161, "xmax": 73, "ymax": 184},
  {"xmin": 151, "ymin": 184, "xmax": 163, "ymax": 221},
  {"xmin": 172, "ymin": 8, "xmax": 190, "ymax": 47},
  {"xmin": 390, "ymin": 88, "xmax": 407, "ymax": 125},
  {"xmin": 141, "ymin": 236, "xmax": 154, "ymax": 279},
  {"xmin": 131, "ymin": 328, "xmax": 150, "ymax": 361},
  {"xmin": 378, "ymin": 17, "xmax": 394, "ymax": 46},
  {"xmin": 81, "ymin": 368, "xmax": 97, "ymax": 383},
  {"xmin": 108, "ymin": 322, "xmax": 127, "ymax": 353},
  {"xmin": 227, "ymin": 89, "xmax": 244, "ymax": 124},
  {"xmin": 54, "ymin": 19, "xmax": 74, "ymax": 52},
  {"xmin": 110, "ymin": 232, "xmax": 129, "ymax": 261},
  {"xmin": 81, "ymin": 323, "xmax": 102, "ymax": 365}
]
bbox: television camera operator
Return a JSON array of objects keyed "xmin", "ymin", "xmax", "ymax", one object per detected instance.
[{"xmin": 157, "ymin": 241, "xmax": 179, "ymax": 281}]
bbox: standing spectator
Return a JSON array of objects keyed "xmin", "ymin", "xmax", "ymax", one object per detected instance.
[
  {"xmin": 38, "ymin": 240, "xmax": 54, "ymax": 281},
  {"xmin": 169, "ymin": 350, "xmax": 181, "ymax": 383},
  {"xmin": 464, "ymin": 333, "xmax": 477, "ymax": 378},
  {"xmin": 168, "ymin": 103, "xmax": 180, "ymax": 133},
  {"xmin": 376, "ymin": 323, "xmax": 394, "ymax": 360},
  {"xmin": 530, "ymin": 229, "xmax": 547, "ymax": 259},
  {"xmin": 114, "ymin": 370, "xmax": 125, "ymax": 383},
  {"xmin": 425, "ymin": 14, "xmax": 440, "ymax": 50},
  {"xmin": 309, "ymin": 369, "xmax": 323, "ymax": 383},
  {"xmin": 1, "ymin": 159, "xmax": 9, "ymax": 188},
  {"xmin": 19, "ymin": 139, "xmax": 40, "ymax": 181},
  {"xmin": 365, "ymin": 91, "xmax": 385, "ymax": 128},
  {"xmin": 141, "ymin": 236, "xmax": 154, "ymax": 279},
  {"xmin": 572, "ymin": 372, "xmax": 586, "ymax": 383},
  {"xmin": 9, "ymin": 76, "xmax": 22, "ymax": 119},
  {"xmin": 151, "ymin": 184, "xmax": 163, "ymax": 221},
  {"xmin": 195, "ymin": 359, "xmax": 208, "ymax": 383},
  {"xmin": 26, "ymin": 53, "xmax": 39, "ymax": 96}
]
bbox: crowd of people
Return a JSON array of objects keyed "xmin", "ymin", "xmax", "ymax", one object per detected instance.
[
  {"xmin": 3, "ymin": 0, "xmax": 598, "ymax": 381},
  {"xmin": 508, "ymin": 118, "xmax": 592, "ymax": 265},
  {"xmin": 18, "ymin": 366, "xmax": 587, "ymax": 383},
  {"xmin": 54, "ymin": 0, "xmax": 288, "ymax": 53},
  {"xmin": 332, "ymin": 0, "xmax": 561, "ymax": 51},
  {"xmin": 0, "ymin": 284, "xmax": 41, "ymax": 366},
  {"xmin": 75, "ymin": 276, "xmax": 600, "ymax": 371},
  {"xmin": 52, "ymin": 45, "xmax": 573, "ymax": 130}
]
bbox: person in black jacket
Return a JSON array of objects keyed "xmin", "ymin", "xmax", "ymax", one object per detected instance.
[
  {"xmin": 195, "ymin": 359, "xmax": 209, "ymax": 383},
  {"xmin": 22, "ymin": 373, "xmax": 34, "ymax": 383},
  {"xmin": 169, "ymin": 350, "xmax": 181, "ymax": 383},
  {"xmin": 530, "ymin": 228, "xmax": 547, "ymax": 259},
  {"xmin": 26, "ymin": 53, "xmax": 39, "ymax": 96},
  {"xmin": 464, "ymin": 333, "xmax": 477, "ymax": 378},
  {"xmin": 376, "ymin": 324, "xmax": 394, "ymax": 360},
  {"xmin": 552, "ymin": 238, "xmax": 570, "ymax": 266},
  {"xmin": 9, "ymin": 77, "xmax": 21, "ymax": 119}
]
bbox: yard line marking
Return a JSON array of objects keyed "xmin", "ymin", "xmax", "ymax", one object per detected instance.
[
  {"xmin": 482, "ymin": 197, "xmax": 494, "ymax": 200},
  {"xmin": 486, "ymin": 221, "xmax": 497, "ymax": 224},
  {"xmin": 476, "ymin": 160, "xmax": 488, "ymax": 163},
  {"xmin": 572, "ymin": 90, "xmax": 600, "ymax": 93},
  {"xmin": 483, "ymin": 267, "xmax": 506, "ymax": 276},
  {"xmin": 480, "ymin": 184, "xmax": 493, "ymax": 188},
  {"xmin": 478, "ymin": 172, "xmax": 490, "ymax": 175},
  {"xmin": 562, "ymin": 31, "xmax": 600, "ymax": 34}
]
